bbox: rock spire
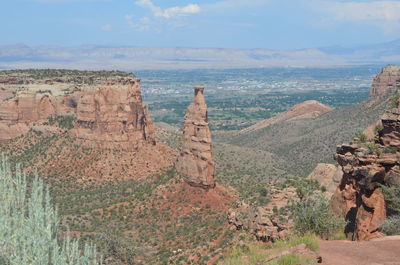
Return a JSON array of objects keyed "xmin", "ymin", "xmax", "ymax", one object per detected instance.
[{"xmin": 176, "ymin": 86, "xmax": 216, "ymax": 189}]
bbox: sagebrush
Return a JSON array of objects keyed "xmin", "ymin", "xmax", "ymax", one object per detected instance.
[{"xmin": 0, "ymin": 157, "xmax": 102, "ymax": 265}]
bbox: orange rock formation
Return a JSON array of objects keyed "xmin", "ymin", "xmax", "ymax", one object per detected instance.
[
  {"xmin": 370, "ymin": 65, "xmax": 400, "ymax": 96},
  {"xmin": 0, "ymin": 73, "xmax": 155, "ymax": 150},
  {"xmin": 176, "ymin": 86, "xmax": 216, "ymax": 189},
  {"xmin": 331, "ymin": 103, "xmax": 400, "ymax": 241}
]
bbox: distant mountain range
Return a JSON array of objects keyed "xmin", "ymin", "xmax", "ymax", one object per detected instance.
[{"xmin": 1, "ymin": 40, "xmax": 400, "ymax": 70}]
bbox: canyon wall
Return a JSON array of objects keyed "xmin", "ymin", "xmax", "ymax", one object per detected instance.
[
  {"xmin": 370, "ymin": 65, "xmax": 400, "ymax": 96},
  {"xmin": 0, "ymin": 72, "xmax": 155, "ymax": 150}
]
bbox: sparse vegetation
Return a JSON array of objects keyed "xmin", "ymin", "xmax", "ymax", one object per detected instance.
[
  {"xmin": 380, "ymin": 215, "xmax": 400, "ymax": 235},
  {"xmin": 389, "ymin": 94, "xmax": 400, "ymax": 109},
  {"xmin": 0, "ymin": 158, "xmax": 101, "ymax": 264},
  {"xmin": 380, "ymin": 177, "xmax": 400, "ymax": 235},
  {"xmin": 291, "ymin": 195, "xmax": 346, "ymax": 239},
  {"xmin": 355, "ymin": 131, "xmax": 367, "ymax": 143},
  {"xmin": 222, "ymin": 234, "xmax": 319, "ymax": 265},
  {"xmin": 43, "ymin": 114, "xmax": 76, "ymax": 129}
]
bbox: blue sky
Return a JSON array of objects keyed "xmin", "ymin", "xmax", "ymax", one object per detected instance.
[{"xmin": 2, "ymin": 0, "xmax": 400, "ymax": 49}]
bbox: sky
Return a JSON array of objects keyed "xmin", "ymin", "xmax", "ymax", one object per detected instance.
[{"xmin": 1, "ymin": 0, "xmax": 400, "ymax": 49}]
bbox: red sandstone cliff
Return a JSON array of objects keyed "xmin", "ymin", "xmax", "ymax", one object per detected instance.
[
  {"xmin": 0, "ymin": 72, "xmax": 155, "ymax": 150},
  {"xmin": 370, "ymin": 65, "xmax": 400, "ymax": 96},
  {"xmin": 331, "ymin": 103, "xmax": 400, "ymax": 241}
]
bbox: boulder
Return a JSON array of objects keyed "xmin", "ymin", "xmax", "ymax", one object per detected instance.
[{"xmin": 307, "ymin": 163, "xmax": 342, "ymax": 196}]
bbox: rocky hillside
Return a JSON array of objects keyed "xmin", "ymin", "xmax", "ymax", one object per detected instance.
[
  {"xmin": 221, "ymin": 97, "xmax": 388, "ymax": 177},
  {"xmin": 240, "ymin": 100, "xmax": 332, "ymax": 134},
  {"xmin": 0, "ymin": 70, "xmax": 239, "ymax": 264}
]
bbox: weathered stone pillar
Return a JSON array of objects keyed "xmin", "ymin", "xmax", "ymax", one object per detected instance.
[{"xmin": 176, "ymin": 86, "xmax": 216, "ymax": 189}]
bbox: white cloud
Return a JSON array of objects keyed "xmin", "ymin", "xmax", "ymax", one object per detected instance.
[
  {"xmin": 135, "ymin": 0, "xmax": 200, "ymax": 19},
  {"xmin": 125, "ymin": 15, "xmax": 151, "ymax": 31},
  {"xmin": 100, "ymin": 24, "xmax": 112, "ymax": 31},
  {"xmin": 203, "ymin": 0, "xmax": 270, "ymax": 11},
  {"xmin": 326, "ymin": 1, "xmax": 400, "ymax": 31}
]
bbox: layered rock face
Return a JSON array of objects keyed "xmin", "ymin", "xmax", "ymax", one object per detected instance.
[
  {"xmin": 0, "ymin": 92, "xmax": 61, "ymax": 140},
  {"xmin": 73, "ymin": 77, "xmax": 155, "ymax": 149},
  {"xmin": 176, "ymin": 86, "xmax": 216, "ymax": 189},
  {"xmin": 370, "ymin": 65, "xmax": 400, "ymax": 96},
  {"xmin": 331, "ymin": 104, "xmax": 400, "ymax": 241},
  {"xmin": 0, "ymin": 72, "xmax": 156, "ymax": 150}
]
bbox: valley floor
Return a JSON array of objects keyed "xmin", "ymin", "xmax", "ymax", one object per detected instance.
[{"xmin": 319, "ymin": 236, "xmax": 400, "ymax": 265}]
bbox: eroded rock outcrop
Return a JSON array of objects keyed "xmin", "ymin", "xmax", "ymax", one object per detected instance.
[
  {"xmin": 370, "ymin": 65, "xmax": 400, "ymax": 96},
  {"xmin": 227, "ymin": 201, "xmax": 287, "ymax": 242},
  {"xmin": 0, "ymin": 92, "xmax": 60, "ymax": 140},
  {"xmin": 0, "ymin": 71, "xmax": 156, "ymax": 150},
  {"xmin": 331, "ymin": 103, "xmax": 400, "ymax": 241},
  {"xmin": 307, "ymin": 163, "xmax": 343, "ymax": 197},
  {"xmin": 176, "ymin": 86, "xmax": 216, "ymax": 189},
  {"xmin": 73, "ymin": 77, "xmax": 155, "ymax": 149}
]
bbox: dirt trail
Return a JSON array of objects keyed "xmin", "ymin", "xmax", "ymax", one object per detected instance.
[{"xmin": 319, "ymin": 236, "xmax": 400, "ymax": 265}]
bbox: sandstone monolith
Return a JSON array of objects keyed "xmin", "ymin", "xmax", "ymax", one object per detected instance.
[{"xmin": 176, "ymin": 86, "xmax": 215, "ymax": 189}]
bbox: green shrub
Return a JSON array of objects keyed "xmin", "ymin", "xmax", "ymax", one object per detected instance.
[
  {"xmin": 0, "ymin": 157, "xmax": 102, "ymax": 264},
  {"xmin": 355, "ymin": 131, "xmax": 367, "ymax": 143},
  {"xmin": 291, "ymin": 195, "xmax": 346, "ymax": 239},
  {"xmin": 389, "ymin": 94, "xmax": 400, "ymax": 109},
  {"xmin": 380, "ymin": 215, "xmax": 400, "ymax": 235},
  {"xmin": 292, "ymin": 179, "xmax": 320, "ymax": 201},
  {"xmin": 329, "ymin": 232, "xmax": 347, "ymax": 240},
  {"xmin": 374, "ymin": 125, "xmax": 383, "ymax": 134},
  {"xmin": 383, "ymin": 146, "xmax": 399, "ymax": 154},
  {"xmin": 267, "ymin": 253, "xmax": 312, "ymax": 265},
  {"xmin": 44, "ymin": 115, "xmax": 76, "ymax": 129},
  {"xmin": 380, "ymin": 180, "xmax": 400, "ymax": 214},
  {"xmin": 273, "ymin": 234, "xmax": 319, "ymax": 252}
]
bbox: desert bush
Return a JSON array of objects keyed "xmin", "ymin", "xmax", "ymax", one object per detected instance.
[
  {"xmin": 383, "ymin": 146, "xmax": 399, "ymax": 154},
  {"xmin": 273, "ymin": 234, "xmax": 319, "ymax": 252},
  {"xmin": 329, "ymin": 232, "xmax": 347, "ymax": 240},
  {"xmin": 389, "ymin": 94, "xmax": 400, "ymax": 109},
  {"xmin": 0, "ymin": 157, "xmax": 102, "ymax": 264},
  {"xmin": 222, "ymin": 234, "xmax": 318, "ymax": 265},
  {"xmin": 380, "ymin": 215, "xmax": 400, "ymax": 235},
  {"xmin": 380, "ymin": 179, "xmax": 400, "ymax": 215},
  {"xmin": 267, "ymin": 253, "xmax": 312, "ymax": 265},
  {"xmin": 289, "ymin": 178, "xmax": 320, "ymax": 201},
  {"xmin": 291, "ymin": 195, "xmax": 346, "ymax": 238},
  {"xmin": 44, "ymin": 115, "xmax": 76, "ymax": 129},
  {"xmin": 355, "ymin": 131, "xmax": 367, "ymax": 143}
]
